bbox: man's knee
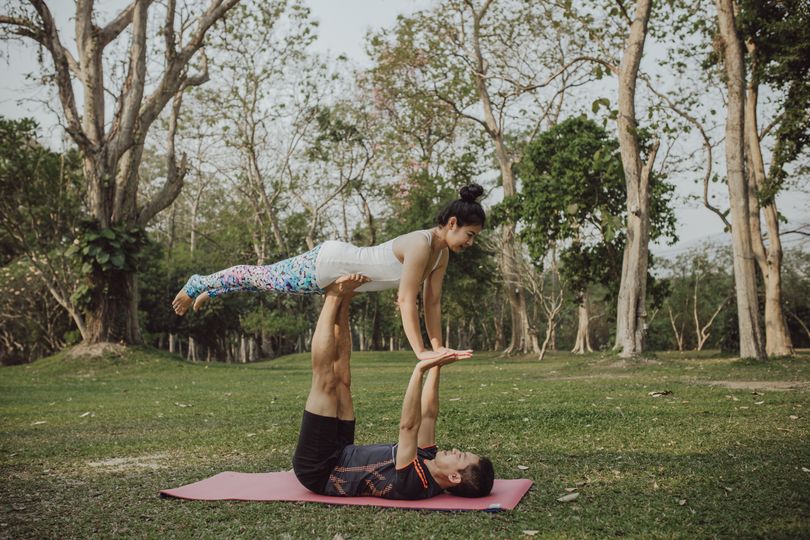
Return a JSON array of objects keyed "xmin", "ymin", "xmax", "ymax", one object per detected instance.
[{"xmin": 311, "ymin": 371, "xmax": 339, "ymax": 397}]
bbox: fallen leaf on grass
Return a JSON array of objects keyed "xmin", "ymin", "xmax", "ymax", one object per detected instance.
[
  {"xmin": 31, "ymin": 421, "xmax": 46, "ymax": 425},
  {"xmin": 565, "ymin": 487, "xmax": 577, "ymax": 493},
  {"xmin": 174, "ymin": 402, "xmax": 192, "ymax": 408},
  {"xmin": 246, "ymin": 433, "xmax": 257, "ymax": 438},
  {"xmin": 648, "ymin": 390, "xmax": 672, "ymax": 397},
  {"xmin": 801, "ymin": 467, "xmax": 810, "ymax": 473},
  {"xmin": 522, "ymin": 531, "xmax": 539, "ymax": 536},
  {"xmin": 723, "ymin": 486, "xmax": 733, "ymax": 492},
  {"xmin": 754, "ymin": 401, "xmax": 765, "ymax": 405},
  {"xmin": 80, "ymin": 412, "xmax": 91, "ymax": 418},
  {"xmin": 789, "ymin": 415, "xmax": 799, "ymax": 420},
  {"xmin": 678, "ymin": 499, "xmax": 687, "ymax": 506},
  {"xmin": 557, "ymin": 492, "xmax": 579, "ymax": 502},
  {"xmin": 517, "ymin": 465, "xmax": 529, "ymax": 470},
  {"xmin": 448, "ymin": 397, "xmax": 461, "ymax": 401}
]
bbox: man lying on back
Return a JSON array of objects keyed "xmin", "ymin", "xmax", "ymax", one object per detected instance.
[{"xmin": 292, "ymin": 274, "xmax": 494, "ymax": 499}]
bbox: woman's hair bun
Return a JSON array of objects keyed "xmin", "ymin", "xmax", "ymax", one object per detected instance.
[{"xmin": 459, "ymin": 183, "xmax": 484, "ymax": 203}]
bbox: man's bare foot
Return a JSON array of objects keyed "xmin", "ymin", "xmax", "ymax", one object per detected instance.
[
  {"xmin": 172, "ymin": 290, "xmax": 193, "ymax": 316},
  {"xmin": 326, "ymin": 273, "xmax": 370, "ymax": 297}
]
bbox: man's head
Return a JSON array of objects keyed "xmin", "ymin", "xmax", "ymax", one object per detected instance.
[{"xmin": 434, "ymin": 448, "xmax": 495, "ymax": 498}]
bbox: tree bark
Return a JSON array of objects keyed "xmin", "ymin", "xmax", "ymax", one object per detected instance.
[
  {"xmin": 571, "ymin": 292, "xmax": 593, "ymax": 354},
  {"xmin": 613, "ymin": 0, "xmax": 657, "ymax": 357},
  {"xmin": 715, "ymin": 0, "xmax": 766, "ymax": 360}
]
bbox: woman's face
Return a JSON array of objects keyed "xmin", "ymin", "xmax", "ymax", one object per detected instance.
[{"xmin": 444, "ymin": 218, "xmax": 483, "ymax": 252}]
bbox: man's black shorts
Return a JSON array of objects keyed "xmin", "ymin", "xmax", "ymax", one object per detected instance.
[{"xmin": 292, "ymin": 411, "xmax": 355, "ymax": 494}]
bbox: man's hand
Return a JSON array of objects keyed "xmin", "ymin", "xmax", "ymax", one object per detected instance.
[
  {"xmin": 415, "ymin": 349, "xmax": 472, "ymax": 371},
  {"xmin": 435, "ymin": 346, "xmax": 474, "ymax": 358}
]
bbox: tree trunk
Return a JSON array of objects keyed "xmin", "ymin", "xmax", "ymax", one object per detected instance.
[
  {"xmin": 715, "ymin": 0, "xmax": 766, "ymax": 360},
  {"xmin": 571, "ymin": 292, "xmax": 593, "ymax": 354},
  {"xmin": 467, "ymin": 4, "xmax": 536, "ymax": 355},
  {"xmin": 613, "ymin": 0, "xmax": 657, "ymax": 358},
  {"xmin": 743, "ymin": 42, "xmax": 793, "ymax": 357},
  {"xmin": 84, "ymin": 269, "xmax": 141, "ymax": 343}
]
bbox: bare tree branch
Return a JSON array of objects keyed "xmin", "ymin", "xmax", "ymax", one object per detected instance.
[
  {"xmin": 5, "ymin": 1, "xmax": 92, "ymax": 150},
  {"xmin": 137, "ymin": 87, "xmax": 188, "ymax": 226}
]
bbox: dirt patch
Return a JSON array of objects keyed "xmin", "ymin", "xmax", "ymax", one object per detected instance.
[
  {"xmin": 605, "ymin": 358, "xmax": 662, "ymax": 369},
  {"xmin": 699, "ymin": 380, "xmax": 810, "ymax": 392},
  {"xmin": 544, "ymin": 374, "xmax": 633, "ymax": 381},
  {"xmin": 86, "ymin": 452, "xmax": 171, "ymax": 472},
  {"xmin": 67, "ymin": 343, "xmax": 128, "ymax": 359}
]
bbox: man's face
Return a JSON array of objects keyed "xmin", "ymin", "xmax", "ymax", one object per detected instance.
[
  {"xmin": 446, "ymin": 219, "xmax": 483, "ymax": 253},
  {"xmin": 435, "ymin": 448, "xmax": 479, "ymax": 473}
]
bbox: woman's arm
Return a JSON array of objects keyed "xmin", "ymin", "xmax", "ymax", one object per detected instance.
[
  {"xmin": 423, "ymin": 249, "xmax": 448, "ymax": 351},
  {"xmin": 397, "ymin": 237, "xmax": 431, "ymax": 358}
]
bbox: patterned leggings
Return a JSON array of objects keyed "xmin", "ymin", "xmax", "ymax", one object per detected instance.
[{"xmin": 183, "ymin": 244, "xmax": 325, "ymax": 299}]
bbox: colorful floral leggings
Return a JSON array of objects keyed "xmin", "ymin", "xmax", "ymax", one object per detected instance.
[{"xmin": 183, "ymin": 244, "xmax": 325, "ymax": 298}]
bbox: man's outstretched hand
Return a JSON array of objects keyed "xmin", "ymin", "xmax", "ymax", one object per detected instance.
[{"xmin": 415, "ymin": 348, "xmax": 473, "ymax": 371}]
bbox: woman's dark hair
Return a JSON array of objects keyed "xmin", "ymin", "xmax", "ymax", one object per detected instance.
[{"xmin": 435, "ymin": 184, "xmax": 486, "ymax": 227}]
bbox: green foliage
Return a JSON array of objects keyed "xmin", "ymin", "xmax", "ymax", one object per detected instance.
[
  {"xmin": 510, "ymin": 116, "xmax": 678, "ymax": 306},
  {"xmin": 0, "ymin": 117, "xmax": 85, "ymax": 362},
  {"xmin": 65, "ymin": 222, "xmax": 148, "ymax": 274},
  {"xmin": 739, "ymin": 0, "xmax": 810, "ymax": 199},
  {"xmin": 0, "ymin": 117, "xmax": 85, "ymax": 262},
  {"xmin": 241, "ymin": 305, "xmax": 308, "ymax": 340}
]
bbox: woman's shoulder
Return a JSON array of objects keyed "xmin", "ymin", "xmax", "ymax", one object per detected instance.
[{"xmin": 391, "ymin": 229, "xmax": 432, "ymax": 257}]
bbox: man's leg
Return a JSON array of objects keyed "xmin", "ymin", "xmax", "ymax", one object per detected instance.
[
  {"xmin": 304, "ymin": 289, "xmax": 343, "ymax": 418},
  {"xmin": 334, "ymin": 291, "xmax": 355, "ymax": 421},
  {"xmin": 305, "ymin": 274, "xmax": 368, "ymax": 418}
]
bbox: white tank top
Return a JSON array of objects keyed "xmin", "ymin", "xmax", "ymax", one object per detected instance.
[{"xmin": 314, "ymin": 230, "xmax": 442, "ymax": 292}]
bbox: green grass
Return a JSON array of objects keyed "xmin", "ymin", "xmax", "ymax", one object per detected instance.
[{"xmin": 1, "ymin": 348, "xmax": 809, "ymax": 539}]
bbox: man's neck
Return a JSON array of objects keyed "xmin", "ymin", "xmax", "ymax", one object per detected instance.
[{"xmin": 424, "ymin": 459, "xmax": 453, "ymax": 490}]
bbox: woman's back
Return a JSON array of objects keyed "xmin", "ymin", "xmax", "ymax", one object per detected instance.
[{"xmin": 316, "ymin": 230, "xmax": 439, "ymax": 292}]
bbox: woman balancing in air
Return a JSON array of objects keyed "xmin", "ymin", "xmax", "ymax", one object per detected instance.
[{"xmin": 172, "ymin": 184, "xmax": 485, "ymax": 362}]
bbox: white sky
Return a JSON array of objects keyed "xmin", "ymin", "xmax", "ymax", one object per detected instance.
[{"xmin": 1, "ymin": 0, "xmax": 807, "ymax": 257}]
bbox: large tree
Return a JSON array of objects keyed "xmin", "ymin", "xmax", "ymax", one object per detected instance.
[
  {"xmin": 714, "ymin": 0, "xmax": 767, "ymax": 359},
  {"xmin": 510, "ymin": 116, "xmax": 676, "ymax": 355},
  {"xmin": 1, "ymin": 0, "xmax": 239, "ymax": 344},
  {"xmin": 736, "ymin": 0, "xmax": 809, "ymax": 356}
]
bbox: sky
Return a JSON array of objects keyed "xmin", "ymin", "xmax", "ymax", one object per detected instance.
[{"xmin": 1, "ymin": 0, "xmax": 807, "ymax": 258}]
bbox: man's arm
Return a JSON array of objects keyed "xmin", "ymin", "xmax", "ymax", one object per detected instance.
[
  {"xmin": 396, "ymin": 363, "xmax": 429, "ymax": 469},
  {"xmin": 396, "ymin": 352, "xmax": 470, "ymax": 469},
  {"xmin": 417, "ymin": 367, "xmax": 440, "ymax": 448}
]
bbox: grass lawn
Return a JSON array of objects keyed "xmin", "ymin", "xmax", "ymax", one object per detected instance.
[{"xmin": 1, "ymin": 347, "xmax": 809, "ymax": 539}]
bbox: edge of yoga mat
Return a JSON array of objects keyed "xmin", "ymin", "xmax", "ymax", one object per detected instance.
[{"xmin": 160, "ymin": 471, "xmax": 532, "ymax": 512}]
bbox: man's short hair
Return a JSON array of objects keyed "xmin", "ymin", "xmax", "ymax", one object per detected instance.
[{"xmin": 447, "ymin": 456, "xmax": 495, "ymax": 498}]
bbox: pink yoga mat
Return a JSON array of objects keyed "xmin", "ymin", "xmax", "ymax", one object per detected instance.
[{"xmin": 161, "ymin": 471, "xmax": 532, "ymax": 511}]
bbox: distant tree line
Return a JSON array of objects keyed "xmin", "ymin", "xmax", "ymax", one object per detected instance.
[{"xmin": 1, "ymin": 0, "xmax": 807, "ymax": 364}]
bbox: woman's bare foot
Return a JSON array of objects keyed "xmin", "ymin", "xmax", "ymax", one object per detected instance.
[
  {"xmin": 326, "ymin": 273, "xmax": 370, "ymax": 297},
  {"xmin": 192, "ymin": 292, "xmax": 210, "ymax": 312},
  {"xmin": 172, "ymin": 290, "xmax": 194, "ymax": 316}
]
